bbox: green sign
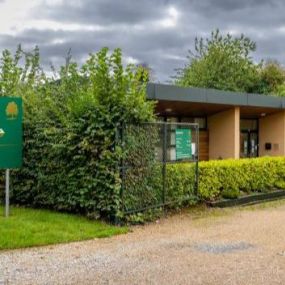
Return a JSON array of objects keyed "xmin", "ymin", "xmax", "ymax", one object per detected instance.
[
  {"xmin": 0, "ymin": 97, "xmax": 23, "ymax": 169},
  {"xmin": 175, "ymin": 128, "xmax": 192, "ymax": 160}
]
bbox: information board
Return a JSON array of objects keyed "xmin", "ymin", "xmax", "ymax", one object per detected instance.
[
  {"xmin": 0, "ymin": 97, "xmax": 23, "ymax": 169},
  {"xmin": 175, "ymin": 128, "xmax": 192, "ymax": 160}
]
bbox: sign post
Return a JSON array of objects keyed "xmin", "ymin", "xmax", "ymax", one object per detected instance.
[
  {"xmin": 175, "ymin": 128, "xmax": 192, "ymax": 160},
  {"xmin": 5, "ymin": 169, "xmax": 9, "ymax": 217},
  {"xmin": 0, "ymin": 97, "xmax": 23, "ymax": 217}
]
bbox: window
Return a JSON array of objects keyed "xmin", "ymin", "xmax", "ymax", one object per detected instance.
[
  {"xmin": 240, "ymin": 119, "xmax": 258, "ymax": 131},
  {"xmin": 181, "ymin": 117, "xmax": 206, "ymax": 129},
  {"xmin": 156, "ymin": 116, "xmax": 203, "ymax": 161}
]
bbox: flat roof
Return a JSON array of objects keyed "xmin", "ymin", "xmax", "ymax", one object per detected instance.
[{"xmin": 147, "ymin": 83, "xmax": 285, "ymax": 109}]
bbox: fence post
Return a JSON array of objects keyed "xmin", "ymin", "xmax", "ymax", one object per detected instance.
[
  {"xmin": 114, "ymin": 123, "xmax": 125, "ymax": 225},
  {"xmin": 195, "ymin": 125, "xmax": 199, "ymax": 197},
  {"xmin": 162, "ymin": 123, "xmax": 167, "ymax": 205},
  {"xmin": 120, "ymin": 124, "xmax": 125, "ymax": 218}
]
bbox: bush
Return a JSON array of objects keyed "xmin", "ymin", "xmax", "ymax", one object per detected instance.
[
  {"xmin": 198, "ymin": 157, "xmax": 285, "ymax": 200},
  {"xmin": 126, "ymin": 156, "xmax": 285, "ymax": 212},
  {"xmin": 142, "ymin": 157, "xmax": 285, "ymax": 205},
  {"xmin": 0, "ymin": 46, "xmax": 154, "ymax": 220}
]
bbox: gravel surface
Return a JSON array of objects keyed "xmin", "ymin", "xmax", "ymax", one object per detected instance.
[{"xmin": 1, "ymin": 204, "xmax": 285, "ymax": 284}]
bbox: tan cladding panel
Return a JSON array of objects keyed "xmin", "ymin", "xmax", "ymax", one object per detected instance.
[
  {"xmin": 208, "ymin": 107, "xmax": 240, "ymax": 160},
  {"xmin": 259, "ymin": 111, "xmax": 285, "ymax": 156}
]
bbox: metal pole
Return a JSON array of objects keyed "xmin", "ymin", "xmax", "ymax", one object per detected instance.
[
  {"xmin": 5, "ymin": 169, "xmax": 10, "ymax": 217},
  {"xmin": 195, "ymin": 126, "xmax": 199, "ymax": 197},
  {"xmin": 162, "ymin": 123, "xmax": 167, "ymax": 205},
  {"xmin": 120, "ymin": 124, "xmax": 125, "ymax": 217}
]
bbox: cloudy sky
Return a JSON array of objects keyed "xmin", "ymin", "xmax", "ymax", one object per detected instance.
[{"xmin": 1, "ymin": 0, "xmax": 285, "ymax": 81}]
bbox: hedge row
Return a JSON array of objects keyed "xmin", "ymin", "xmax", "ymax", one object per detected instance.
[
  {"xmin": 197, "ymin": 157, "xmax": 285, "ymax": 200},
  {"xmin": 138, "ymin": 157, "xmax": 285, "ymax": 206},
  {"xmin": 121, "ymin": 156, "xmax": 285, "ymax": 214},
  {"xmin": 3, "ymin": 157, "xmax": 285, "ymax": 219}
]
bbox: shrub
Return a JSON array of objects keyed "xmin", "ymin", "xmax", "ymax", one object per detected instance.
[
  {"xmin": 150, "ymin": 157, "xmax": 285, "ymax": 204},
  {"xmin": 198, "ymin": 157, "xmax": 285, "ymax": 200},
  {"xmin": 131, "ymin": 156, "xmax": 285, "ymax": 210},
  {"xmin": 0, "ymin": 46, "xmax": 154, "ymax": 220}
]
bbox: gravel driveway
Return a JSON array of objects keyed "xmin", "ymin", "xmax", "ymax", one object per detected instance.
[{"xmin": 1, "ymin": 202, "xmax": 285, "ymax": 285}]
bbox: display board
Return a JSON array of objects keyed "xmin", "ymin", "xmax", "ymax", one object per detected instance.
[
  {"xmin": 0, "ymin": 97, "xmax": 23, "ymax": 169},
  {"xmin": 175, "ymin": 128, "xmax": 192, "ymax": 160}
]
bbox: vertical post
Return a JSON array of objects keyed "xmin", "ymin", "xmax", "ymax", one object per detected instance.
[
  {"xmin": 162, "ymin": 123, "xmax": 167, "ymax": 205},
  {"xmin": 5, "ymin": 169, "xmax": 10, "ymax": 217},
  {"xmin": 195, "ymin": 125, "xmax": 199, "ymax": 197},
  {"xmin": 119, "ymin": 124, "xmax": 125, "ymax": 221}
]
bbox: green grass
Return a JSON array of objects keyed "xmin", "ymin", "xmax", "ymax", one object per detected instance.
[{"xmin": 0, "ymin": 206, "xmax": 128, "ymax": 250}]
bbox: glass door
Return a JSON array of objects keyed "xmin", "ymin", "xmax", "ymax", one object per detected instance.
[
  {"xmin": 240, "ymin": 131, "xmax": 258, "ymax": 158},
  {"xmin": 240, "ymin": 132, "xmax": 249, "ymax": 158},
  {"xmin": 249, "ymin": 132, "xmax": 258, "ymax": 157}
]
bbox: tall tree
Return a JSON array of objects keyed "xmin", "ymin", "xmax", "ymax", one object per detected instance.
[{"xmin": 175, "ymin": 29, "xmax": 261, "ymax": 93}]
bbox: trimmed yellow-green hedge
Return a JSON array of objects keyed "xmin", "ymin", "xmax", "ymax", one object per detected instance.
[
  {"xmin": 164, "ymin": 157, "xmax": 285, "ymax": 202},
  {"xmin": 198, "ymin": 157, "xmax": 285, "ymax": 200}
]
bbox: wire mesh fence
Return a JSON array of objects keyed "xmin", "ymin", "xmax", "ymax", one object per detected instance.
[{"xmin": 118, "ymin": 122, "xmax": 199, "ymax": 215}]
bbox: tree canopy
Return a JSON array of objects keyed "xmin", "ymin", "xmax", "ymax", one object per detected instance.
[{"xmin": 175, "ymin": 29, "xmax": 285, "ymax": 96}]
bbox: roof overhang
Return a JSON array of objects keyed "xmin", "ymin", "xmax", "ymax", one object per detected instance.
[{"xmin": 147, "ymin": 83, "xmax": 285, "ymax": 118}]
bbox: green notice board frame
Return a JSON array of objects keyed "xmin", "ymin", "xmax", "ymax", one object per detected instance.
[
  {"xmin": 0, "ymin": 97, "xmax": 23, "ymax": 169},
  {"xmin": 175, "ymin": 128, "xmax": 192, "ymax": 160}
]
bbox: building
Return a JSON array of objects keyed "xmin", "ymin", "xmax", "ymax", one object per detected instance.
[{"xmin": 147, "ymin": 83, "xmax": 285, "ymax": 161}]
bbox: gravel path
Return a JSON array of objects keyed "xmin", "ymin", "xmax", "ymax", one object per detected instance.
[{"xmin": 1, "ymin": 204, "xmax": 285, "ymax": 284}]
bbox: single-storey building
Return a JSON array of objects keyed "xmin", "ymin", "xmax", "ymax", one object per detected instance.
[{"xmin": 147, "ymin": 82, "xmax": 285, "ymax": 161}]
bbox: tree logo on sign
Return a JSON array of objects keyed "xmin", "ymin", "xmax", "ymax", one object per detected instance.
[{"xmin": 6, "ymin": 102, "xmax": 19, "ymax": 120}]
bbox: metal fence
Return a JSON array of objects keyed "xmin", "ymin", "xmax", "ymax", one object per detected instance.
[{"xmin": 118, "ymin": 122, "xmax": 199, "ymax": 215}]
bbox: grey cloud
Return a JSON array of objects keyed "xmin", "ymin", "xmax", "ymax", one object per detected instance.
[
  {"xmin": 2, "ymin": 0, "xmax": 285, "ymax": 81},
  {"xmin": 36, "ymin": 0, "xmax": 171, "ymax": 25}
]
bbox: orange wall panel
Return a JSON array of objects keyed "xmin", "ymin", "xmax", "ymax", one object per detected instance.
[
  {"xmin": 259, "ymin": 111, "xmax": 285, "ymax": 156},
  {"xmin": 208, "ymin": 107, "xmax": 240, "ymax": 160}
]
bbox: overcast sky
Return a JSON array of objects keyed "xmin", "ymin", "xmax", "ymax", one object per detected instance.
[{"xmin": 1, "ymin": 0, "xmax": 285, "ymax": 82}]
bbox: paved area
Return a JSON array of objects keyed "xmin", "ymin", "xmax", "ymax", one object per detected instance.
[{"xmin": 1, "ymin": 202, "xmax": 285, "ymax": 284}]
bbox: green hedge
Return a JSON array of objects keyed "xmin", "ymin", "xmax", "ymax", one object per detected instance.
[
  {"xmin": 4, "ymin": 156, "xmax": 285, "ymax": 219},
  {"xmin": 1, "ymin": 47, "xmax": 154, "ymax": 220},
  {"xmin": 160, "ymin": 157, "xmax": 285, "ymax": 203},
  {"xmin": 198, "ymin": 157, "xmax": 285, "ymax": 200},
  {"xmin": 123, "ymin": 156, "xmax": 285, "ymax": 216}
]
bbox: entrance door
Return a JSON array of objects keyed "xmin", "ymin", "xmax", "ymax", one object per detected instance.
[{"xmin": 240, "ymin": 131, "xmax": 258, "ymax": 158}]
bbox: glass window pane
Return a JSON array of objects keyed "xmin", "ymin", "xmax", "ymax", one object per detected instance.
[
  {"xmin": 181, "ymin": 117, "xmax": 206, "ymax": 129},
  {"xmin": 240, "ymin": 119, "xmax": 258, "ymax": 131},
  {"xmin": 157, "ymin": 116, "xmax": 165, "ymax": 122},
  {"xmin": 166, "ymin": 117, "xmax": 178, "ymax": 123},
  {"xmin": 180, "ymin": 117, "xmax": 194, "ymax": 123},
  {"xmin": 166, "ymin": 117, "xmax": 178, "ymax": 130}
]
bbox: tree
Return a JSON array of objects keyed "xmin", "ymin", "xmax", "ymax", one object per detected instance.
[
  {"xmin": 175, "ymin": 29, "xmax": 261, "ymax": 93},
  {"xmin": 257, "ymin": 61, "xmax": 285, "ymax": 95},
  {"xmin": 135, "ymin": 62, "xmax": 155, "ymax": 83},
  {"xmin": 6, "ymin": 101, "xmax": 19, "ymax": 118}
]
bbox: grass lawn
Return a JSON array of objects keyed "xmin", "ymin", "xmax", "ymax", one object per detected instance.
[{"xmin": 0, "ymin": 206, "xmax": 128, "ymax": 250}]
